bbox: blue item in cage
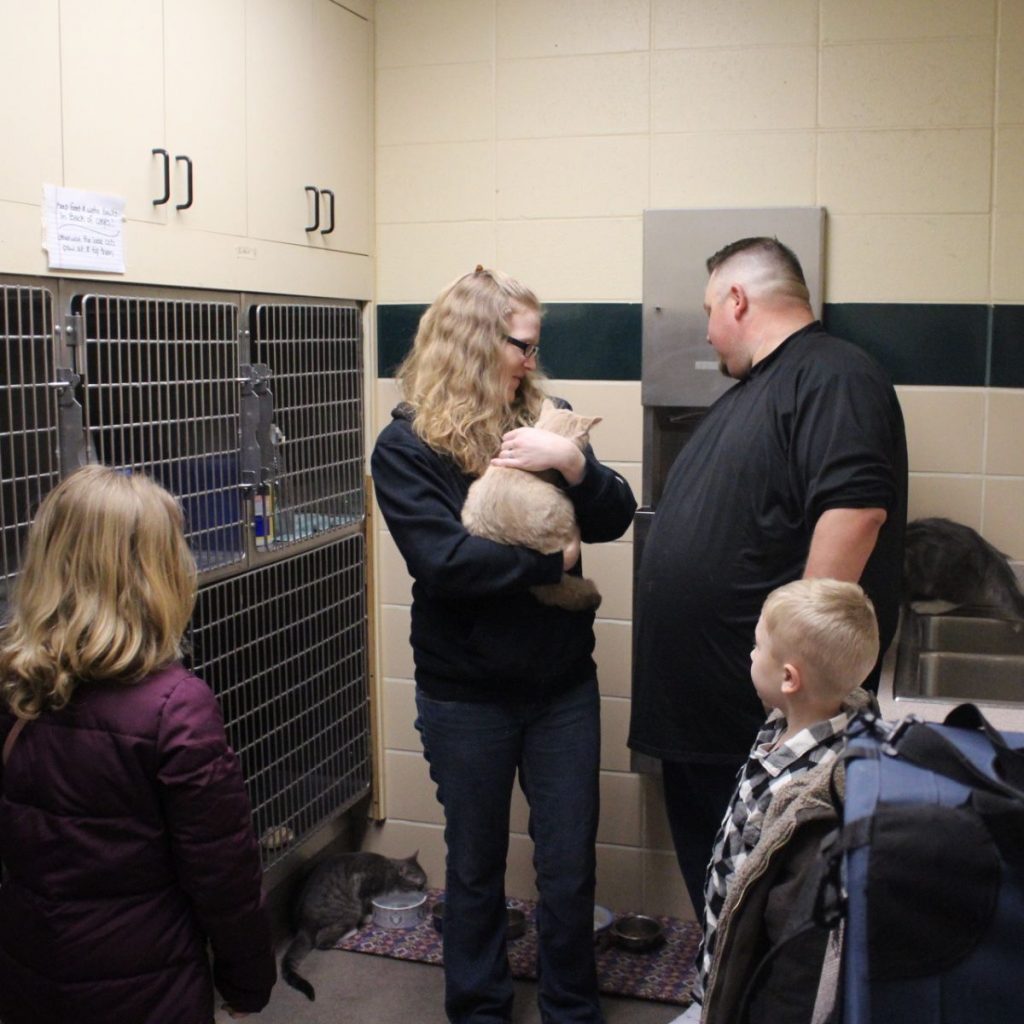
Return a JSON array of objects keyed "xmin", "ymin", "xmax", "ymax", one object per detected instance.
[{"xmin": 155, "ymin": 455, "xmax": 243, "ymax": 561}]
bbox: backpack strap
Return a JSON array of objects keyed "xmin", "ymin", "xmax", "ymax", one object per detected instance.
[
  {"xmin": 943, "ymin": 702, "xmax": 1024, "ymax": 791},
  {"xmin": 2, "ymin": 718, "xmax": 28, "ymax": 766},
  {"xmin": 884, "ymin": 705, "xmax": 1024, "ymax": 868},
  {"xmin": 889, "ymin": 710, "xmax": 1024, "ymax": 802}
]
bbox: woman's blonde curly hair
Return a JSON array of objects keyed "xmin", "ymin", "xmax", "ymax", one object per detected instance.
[
  {"xmin": 396, "ymin": 266, "xmax": 547, "ymax": 476},
  {"xmin": 1, "ymin": 465, "xmax": 197, "ymax": 719}
]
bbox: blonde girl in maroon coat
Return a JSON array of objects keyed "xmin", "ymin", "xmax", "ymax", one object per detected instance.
[{"xmin": 0, "ymin": 466, "xmax": 275, "ymax": 1024}]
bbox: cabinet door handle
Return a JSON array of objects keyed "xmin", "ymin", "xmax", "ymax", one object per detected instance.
[
  {"xmin": 175, "ymin": 154, "xmax": 194, "ymax": 210},
  {"xmin": 320, "ymin": 188, "xmax": 335, "ymax": 235},
  {"xmin": 152, "ymin": 147, "xmax": 170, "ymax": 205},
  {"xmin": 305, "ymin": 185, "xmax": 320, "ymax": 231}
]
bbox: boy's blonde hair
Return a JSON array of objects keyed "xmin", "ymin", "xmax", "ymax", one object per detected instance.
[
  {"xmin": 396, "ymin": 266, "xmax": 548, "ymax": 476},
  {"xmin": 760, "ymin": 578, "xmax": 879, "ymax": 700},
  {"xmin": 0, "ymin": 465, "xmax": 197, "ymax": 719}
]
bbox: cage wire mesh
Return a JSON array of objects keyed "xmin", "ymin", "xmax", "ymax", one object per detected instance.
[
  {"xmin": 74, "ymin": 292, "xmax": 245, "ymax": 573},
  {"xmin": 188, "ymin": 533, "xmax": 371, "ymax": 870},
  {"xmin": 250, "ymin": 302, "xmax": 364, "ymax": 550},
  {"xmin": 0, "ymin": 284, "xmax": 60, "ymax": 599}
]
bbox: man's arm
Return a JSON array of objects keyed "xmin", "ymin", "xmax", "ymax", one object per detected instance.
[{"xmin": 803, "ymin": 507, "xmax": 888, "ymax": 581}]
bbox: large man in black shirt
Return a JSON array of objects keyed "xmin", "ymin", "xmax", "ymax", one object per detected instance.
[{"xmin": 628, "ymin": 237, "xmax": 907, "ymax": 916}]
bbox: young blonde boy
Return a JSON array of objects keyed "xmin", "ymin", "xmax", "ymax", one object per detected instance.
[{"xmin": 698, "ymin": 578, "xmax": 880, "ymax": 1006}]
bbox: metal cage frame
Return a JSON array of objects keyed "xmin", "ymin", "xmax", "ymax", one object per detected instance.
[{"xmin": 0, "ymin": 272, "xmax": 371, "ymax": 874}]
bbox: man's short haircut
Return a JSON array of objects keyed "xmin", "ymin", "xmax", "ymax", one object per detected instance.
[
  {"xmin": 760, "ymin": 578, "xmax": 879, "ymax": 700},
  {"xmin": 706, "ymin": 236, "xmax": 810, "ymax": 305}
]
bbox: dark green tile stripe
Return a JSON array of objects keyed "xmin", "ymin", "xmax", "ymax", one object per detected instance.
[
  {"xmin": 377, "ymin": 304, "xmax": 426, "ymax": 377},
  {"xmin": 536, "ymin": 304, "xmax": 641, "ymax": 381},
  {"xmin": 823, "ymin": 303, "xmax": 989, "ymax": 387},
  {"xmin": 377, "ymin": 302, "xmax": 641, "ymax": 380},
  {"xmin": 992, "ymin": 306, "xmax": 1024, "ymax": 388},
  {"xmin": 377, "ymin": 302, "xmax": 1024, "ymax": 387}
]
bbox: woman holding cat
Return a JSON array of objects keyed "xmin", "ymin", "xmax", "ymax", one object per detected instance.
[
  {"xmin": 371, "ymin": 266, "xmax": 636, "ymax": 1024},
  {"xmin": 0, "ymin": 466, "xmax": 276, "ymax": 1024}
]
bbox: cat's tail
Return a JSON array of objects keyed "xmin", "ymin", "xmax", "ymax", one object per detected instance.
[{"xmin": 282, "ymin": 931, "xmax": 317, "ymax": 1002}]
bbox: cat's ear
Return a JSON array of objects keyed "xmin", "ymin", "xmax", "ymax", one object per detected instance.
[{"xmin": 573, "ymin": 415, "xmax": 601, "ymax": 442}]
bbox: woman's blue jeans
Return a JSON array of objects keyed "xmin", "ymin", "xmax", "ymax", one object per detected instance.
[{"xmin": 415, "ymin": 679, "xmax": 604, "ymax": 1024}]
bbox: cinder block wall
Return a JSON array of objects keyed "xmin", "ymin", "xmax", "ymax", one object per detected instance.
[{"xmin": 364, "ymin": 0, "xmax": 1024, "ymax": 920}]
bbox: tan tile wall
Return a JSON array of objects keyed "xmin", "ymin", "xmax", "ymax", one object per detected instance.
[{"xmin": 366, "ymin": 0, "xmax": 1024, "ymax": 917}]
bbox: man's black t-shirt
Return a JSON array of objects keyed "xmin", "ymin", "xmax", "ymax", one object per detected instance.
[{"xmin": 629, "ymin": 322, "xmax": 907, "ymax": 763}]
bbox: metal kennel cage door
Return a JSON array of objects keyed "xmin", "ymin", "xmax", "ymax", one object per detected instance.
[
  {"xmin": 188, "ymin": 532, "xmax": 372, "ymax": 871},
  {"xmin": 0, "ymin": 280, "xmax": 70, "ymax": 600},
  {"xmin": 68, "ymin": 288, "xmax": 247, "ymax": 575},
  {"xmin": 247, "ymin": 299, "xmax": 364, "ymax": 554}
]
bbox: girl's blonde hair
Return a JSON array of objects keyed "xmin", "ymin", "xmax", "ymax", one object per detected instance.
[
  {"xmin": 396, "ymin": 266, "xmax": 548, "ymax": 475},
  {"xmin": 1, "ymin": 465, "xmax": 197, "ymax": 719},
  {"xmin": 760, "ymin": 578, "xmax": 879, "ymax": 700}
]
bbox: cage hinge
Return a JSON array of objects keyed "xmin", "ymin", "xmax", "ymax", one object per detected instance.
[{"xmin": 62, "ymin": 313, "xmax": 84, "ymax": 347}]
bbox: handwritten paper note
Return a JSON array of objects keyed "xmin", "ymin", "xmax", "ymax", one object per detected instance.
[{"xmin": 43, "ymin": 185, "xmax": 125, "ymax": 273}]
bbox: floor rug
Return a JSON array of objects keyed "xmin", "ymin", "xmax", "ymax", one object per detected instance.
[{"xmin": 335, "ymin": 889, "xmax": 699, "ymax": 1006}]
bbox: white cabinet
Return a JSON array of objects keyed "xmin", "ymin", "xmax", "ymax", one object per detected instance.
[
  {"xmin": 59, "ymin": 0, "xmax": 245, "ymax": 232},
  {"xmin": 246, "ymin": 0, "xmax": 317, "ymax": 247},
  {"xmin": 0, "ymin": 0, "xmax": 372, "ymax": 295},
  {"xmin": 247, "ymin": 0, "xmax": 371, "ymax": 255},
  {"xmin": 312, "ymin": 0, "xmax": 372, "ymax": 256},
  {"xmin": 60, "ymin": 0, "xmax": 165, "ymax": 224},
  {"xmin": 0, "ymin": 0, "xmax": 63, "ymax": 207},
  {"xmin": 164, "ymin": 0, "xmax": 248, "ymax": 236}
]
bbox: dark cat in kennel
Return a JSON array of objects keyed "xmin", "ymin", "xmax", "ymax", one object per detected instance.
[
  {"xmin": 903, "ymin": 517, "xmax": 1024, "ymax": 619},
  {"xmin": 282, "ymin": 850, "xmax": 427, "ymax": 1001}
]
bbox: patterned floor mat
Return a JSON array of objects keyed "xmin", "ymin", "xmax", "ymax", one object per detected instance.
[{"xmin": 335, "ymin": 889, "xmax": 700, "ymax": 1006}]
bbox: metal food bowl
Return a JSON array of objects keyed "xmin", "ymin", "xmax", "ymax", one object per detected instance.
[
  {"xmin": 431, "ymin": 900, "xmax": 527, "ymax": 940},
  {"xmin": 371, "ymin": 890, "xmax": 428, "ymax": 930},
  {"xmin": 610, "ymin": 914, "xmax": 665, "ymax": 952}
]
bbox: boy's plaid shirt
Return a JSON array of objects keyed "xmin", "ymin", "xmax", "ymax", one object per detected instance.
[{"xmin": 699, "ymin": 707, "xmax": 848, "ymax": 988}]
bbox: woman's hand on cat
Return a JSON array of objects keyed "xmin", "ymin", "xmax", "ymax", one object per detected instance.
[
  {"xmin": 222, "ymin": 1005, "xmax": 250, "ymax": 1019},
  {"xmin": 562, "ymin": 530, "xmax": 581, "ymax": 571},
  {"xmin": 493, "ymin": 427, "xmax": 587, "ymax": 485}
]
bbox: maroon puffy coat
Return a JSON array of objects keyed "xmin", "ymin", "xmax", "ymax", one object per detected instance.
[{"xmin": 0, "ymin": 663, "xmax": 276, "ymax": 1024}]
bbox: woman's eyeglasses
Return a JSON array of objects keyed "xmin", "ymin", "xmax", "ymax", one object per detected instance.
[{"xmin": 506, "ymin": 336, "xmax": 540, "ymax": 360}]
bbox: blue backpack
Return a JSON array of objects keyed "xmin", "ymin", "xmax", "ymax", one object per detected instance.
[
  {"xmin": 839, "ymin": 704, "xmax": 1024, "ymax": 1023},
  {"xmin": 735, "ymin": 704, "xmax": 1024, "ymax": 1023}
]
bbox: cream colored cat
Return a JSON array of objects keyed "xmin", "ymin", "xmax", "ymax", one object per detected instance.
[{"xmin": 461, "ymin": 403, "xmax": 603, "ymax": 612}]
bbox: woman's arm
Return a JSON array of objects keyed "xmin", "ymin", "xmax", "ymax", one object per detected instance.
[
  {"xmin": 371, "ymin": 424, "xmax": 564, "ymax": 599},
  {"xmin": 567, "ymin": 449, "xmax": 637, "ymax": 543},
  {"xmin": 490, "ymin": 424, "xmax": 637, "ymax": 544},
  {"xmin": 490, "ymin": 426, "xmax": 586, "ymax": 484}
]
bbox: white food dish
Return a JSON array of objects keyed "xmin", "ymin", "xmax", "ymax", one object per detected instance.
[
  {"xmin": 593, "ymin": 904, "xmax": 614, "ymax": 933},
  {"xmin": 371, "ymin": 890, "xmax": 428, "ymax": 930}
]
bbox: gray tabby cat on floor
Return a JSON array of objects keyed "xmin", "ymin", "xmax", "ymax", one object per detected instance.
[
  {"xmin": 903, "ymin": 517, "xmax": 1024, "ymax": 619},
  {"xmin": 461, "ymin": 402, "xmax": 604, "ymax": 612},
  {"xmin": 282, "ymin": 851, "xmax": 427, "ymax": 1001}
]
